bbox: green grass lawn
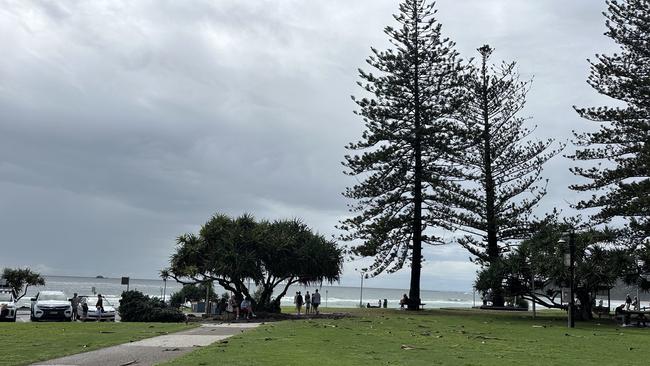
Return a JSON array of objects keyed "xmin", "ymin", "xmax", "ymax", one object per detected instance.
[
  {"xmin": 163, "ymin": 308, "xmax": 649, "ymax": 366},
  {"xmin": 0, "ymin": 321, "xmax": 194, "ymax": 366}
]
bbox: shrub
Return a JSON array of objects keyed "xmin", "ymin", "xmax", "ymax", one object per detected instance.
[
  {"xmin": 170, "ymin": 291, "xmax": 185, "ymax": 309},
  {"xmin": 119, "ymin": 290, "xmax": 185, "ymax": 322}
]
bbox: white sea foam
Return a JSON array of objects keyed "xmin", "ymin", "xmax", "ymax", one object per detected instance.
[{"xmin": 18, "ymin": 275, "xmax": 476, "ymax": 309}]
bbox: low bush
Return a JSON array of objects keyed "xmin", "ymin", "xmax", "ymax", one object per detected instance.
[{"xmin": 119, "ymin": 290, "xmax": 186, "ymax": 322}]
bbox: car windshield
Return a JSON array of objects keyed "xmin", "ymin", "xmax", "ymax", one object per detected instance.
[
  {"xmin": 39, "ymin": 293, "xmax": 67, "ymax": 301},
  {"xmin": 0, "ymin": 292, "xmax": 12, "ymax": 302}
]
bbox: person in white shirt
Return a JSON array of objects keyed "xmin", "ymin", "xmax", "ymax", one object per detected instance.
[{"xmin": 240, "ymin": 297, "xmax": 255, "ymax": 319}]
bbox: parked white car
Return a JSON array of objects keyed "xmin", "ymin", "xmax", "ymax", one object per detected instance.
[
  {"xmin": 30, "ymin": 291, "xmax": 73, "ymax": 321},
  {"xmin": 0, "ymin": 290, "xmax": 17, "ymax": 322},
  {"xmin": 77, "ymin": 296, "xmax": 116, "ymax": 321}
]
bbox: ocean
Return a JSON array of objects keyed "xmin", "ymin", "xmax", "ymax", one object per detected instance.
[{"xmin": 16, "ymin": 275, "xmax": 476, "ymax": 310}]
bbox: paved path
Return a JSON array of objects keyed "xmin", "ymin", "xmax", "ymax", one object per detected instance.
[{"xmin": 32, "ymin": 322, "xmax": 261, "ymax": 366}]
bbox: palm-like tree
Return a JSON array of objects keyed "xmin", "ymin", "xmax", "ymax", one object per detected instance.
[{"xmin": 159, "ymin": 269, "xmax": 170, "ymax": 304}]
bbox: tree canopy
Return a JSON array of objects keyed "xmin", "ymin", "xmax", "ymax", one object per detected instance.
[
  {"xmin": 340, "ymin": 0, "xmax": 465, "ymax": 310},
  {"xmin": 1, "ymin": 268, "xmax": 45, "ymax": 301},
  {"xmin": 169, "ymin": 213, "xmax": 342, "ymax": 312},
  {"xmin": 476, "ymin": 218, "xmax": 637, "ymax": 320},
  {"xmin": 440, "ymin": 45, "xmax": 560, "ymax": 306},
  {"xmin": 570, "ymin": 0, "xmax": 650, "ymax": 240}
]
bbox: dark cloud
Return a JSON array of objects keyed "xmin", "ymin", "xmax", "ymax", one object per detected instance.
[{"xmin": 0, "ymin": 0, "xmax": 617, "ymax": 290}]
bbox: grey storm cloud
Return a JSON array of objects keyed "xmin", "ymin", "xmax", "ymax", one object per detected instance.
[{"xmin": 0, "ymin": 0, "xmax": 618, "ymax": 290}]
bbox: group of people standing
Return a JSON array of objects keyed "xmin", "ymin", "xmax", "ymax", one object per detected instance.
[
  {"xmin": 223, "ymin": 294, "xmax": 256, "ymax": 320},
  {"xmin": 293, "ymin": 289, "xmax": 321, "ymax": 315},
  {"xmin": 625, "ymin": 294, "xmax": 646, "ymax": 311},
  {"xmin": 70, "ymin": 293, "xmax": 104, "ymax": 321}
]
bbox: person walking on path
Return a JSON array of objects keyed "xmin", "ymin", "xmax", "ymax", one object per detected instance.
[
  {"xmin": 633, "ymin": 296, "xmax": 640, "ymax": 311},
  {"xmin": 311, "ymin": 289, "xmax": 321, "ymax": 315},
  {"xmin": 626, "ymin": 294, "xmax": 632, "ymax": 310},
  {"xmin": 305, "ymin": 291, "xmax": 311, "ymax": 314},
  {"xmin": 70, "ymin": 293, "xmax": 80, "ymax": 321},
  {"xmin": 294, "ymin": 291, "xmax": 304, "ymax": 315},
  {"xmin": 96, "ymin": 294, "xmax": 104, "ymax": 322}
]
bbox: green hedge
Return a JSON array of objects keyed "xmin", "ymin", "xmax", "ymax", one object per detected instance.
[{"xmin": 119, "ymin": 290, "xmax": 186, "ymax": 322}]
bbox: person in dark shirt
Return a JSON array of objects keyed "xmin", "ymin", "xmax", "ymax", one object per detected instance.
[
  {"xmin": 70, "ymin": 293, "xmax": 80, "ymax": 321},
  {"xmin": 295, "ymin": 291, "xmax": 304, "ymax": 315},
  {"xmin": 400, "ymin": 294, "xmax": 409, "ymax": 309}
]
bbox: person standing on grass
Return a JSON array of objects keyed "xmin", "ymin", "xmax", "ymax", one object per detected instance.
[
  {"xmin": 81, "ymin": 299, "xmax": 89, "ymax": 321},
  {"xmin": 312, "ymin": 289, "xmax": 321, "ymax": 315},
  {"xmin": 626, "ymin": 294, "xmax": 632, "ymax": 310},
  {"xmin": 295, "ymin": 291, "xmax": 304, "ymax": 315},
  {"xmin": 293, "ymin": 291, "xmax": 298, "ymax": 312},
  {"xmin": 70, "ymin": 293, "xmax": 80, "ymax": 321},
  {"xmin": 96, "ymin": 294, "xmax": 104, "ymax": 322},
  {"xmin": 305, "ymin": 291, "xmax": 311, "ymax": 314}
]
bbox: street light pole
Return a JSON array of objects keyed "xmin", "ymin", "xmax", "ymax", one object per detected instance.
[
  {"xmin": 359, "ymin": 272, "xmax": 365, "ymax": 308},
  {"xmin": 531, "ymin": 256, "xmax": 536, "ymax": 319},
  {"xmin": 205, "ymin": 281, "xmax": 211, "ymax": 316},
  {"xmin": 637, "ymin": 258, "xmax": 645, "ymax": 310},
  {"xmin": 569, "ymin": 231, "xmax": 576, "ymax": 328},
  {"xmin": 559, "ymin": 232, "xmax": 576, "ymax": 329}
]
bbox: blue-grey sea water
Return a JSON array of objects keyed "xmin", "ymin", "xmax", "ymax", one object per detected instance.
[{"xmin": 17, "ymin": 275, "xmax": 476, "ymax": 309}]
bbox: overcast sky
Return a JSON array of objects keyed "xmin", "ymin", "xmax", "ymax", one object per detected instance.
[{"xmin": 0, "ymin": 0, "xmax": 619, "ymax": 291}]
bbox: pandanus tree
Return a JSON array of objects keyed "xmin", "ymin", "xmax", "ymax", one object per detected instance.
[
  {"xmin": 1, "ymin": 268, "xmax": 45, "ymax": 301},
  {"xmin": 159, "ymin": 269, "xmax": 170, "ymax": 303},
  {"xmin": 169, "ymin": 214, "xmax": 342, "ymax": 313},
  {"xmin": 340, "ymin": 0, "xmax": 465, "ymax": 310},
  {"xmin": 478, "ymin": 218, "xmax": 639, "ymax": 320}
]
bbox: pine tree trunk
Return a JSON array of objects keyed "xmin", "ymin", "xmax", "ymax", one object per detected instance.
[
  {"xmin": 480, "ymin": 50, "xmax": 504, "ymax": 307},
  {"xmin": 409, "ymin": 132, "xmax": 423, "ymax": 310},
  {"xmin": 407, "ymin": 1, "xmax": 422, "ymax": 311}
]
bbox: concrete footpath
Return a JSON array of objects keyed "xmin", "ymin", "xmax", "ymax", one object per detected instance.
[{"xmin": 33, "ymin": 322, "xmax": 261, "ymax": 366}]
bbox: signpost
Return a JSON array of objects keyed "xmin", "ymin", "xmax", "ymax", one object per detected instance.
[{"xmin": 121, "ymin": 277, "xmax": 130, "ymax": 291}]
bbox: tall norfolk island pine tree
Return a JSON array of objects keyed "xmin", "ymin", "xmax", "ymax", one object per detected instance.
[
  {"xmin": 340, "ymin": 0, "xmax": 465, "ymax": 310},
  {"xmin": 570, "ymin": 0, "xmax": 650, "ymax": 240},
  {"xmin": 441, "ymin": 46, "xmax": 560, "ymax": 307}
]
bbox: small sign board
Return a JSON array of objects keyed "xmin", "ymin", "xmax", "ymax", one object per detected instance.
[{"xmin": 121, "ymin": 277, "xmax": 130, "ymax": 285}]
